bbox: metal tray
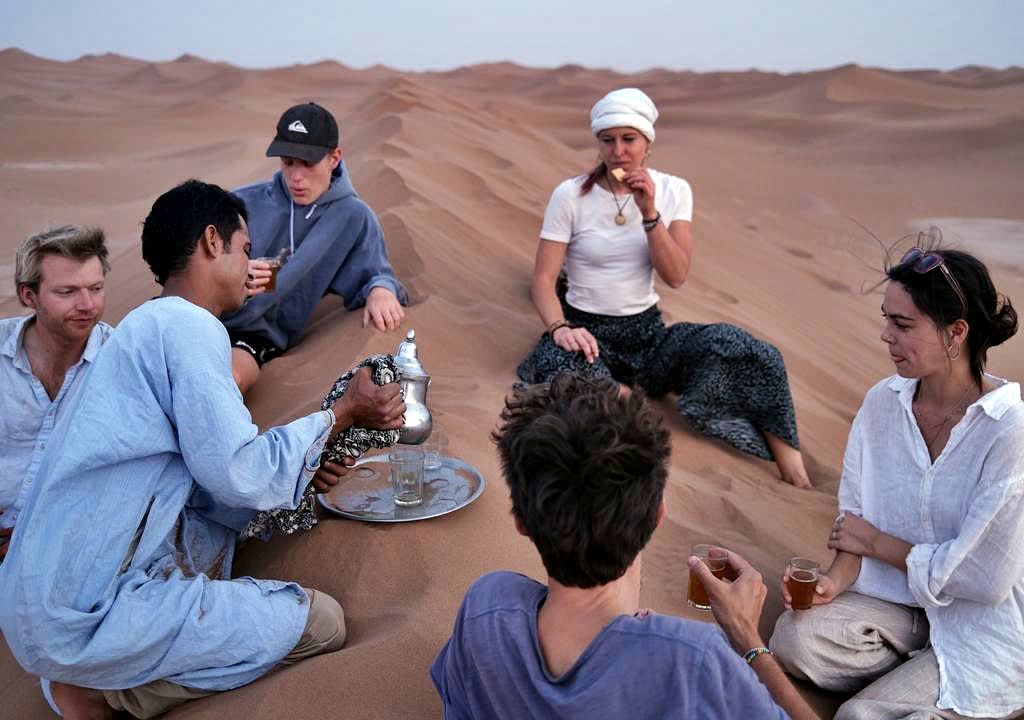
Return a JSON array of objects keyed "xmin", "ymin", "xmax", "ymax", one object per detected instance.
[{"xmin": 317, "ymin": 453, "xmax": 485, "ymax": 523}]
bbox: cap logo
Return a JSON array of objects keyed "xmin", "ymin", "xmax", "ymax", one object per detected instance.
[{"xmin": 287, "ymin": 120, "xmax": 309, "ymax": 134}]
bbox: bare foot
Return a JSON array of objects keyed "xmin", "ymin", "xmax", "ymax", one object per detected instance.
[
  {"xmin": 764, "ymin": 433, "xmax": 813, "ymax": 489},
  {"xmin": 49, "ymin": 681, "xmax": 113, "ymax": 720}
]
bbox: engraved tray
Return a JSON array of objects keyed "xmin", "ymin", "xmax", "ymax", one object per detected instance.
[{"xmin": 317, "ymin": 453, "xmax": 485, "ymax": 523}]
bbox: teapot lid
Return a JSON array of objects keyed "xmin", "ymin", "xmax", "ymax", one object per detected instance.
[{"xmin": 395, "ymin": 329, "xmax": 428, "ymax": 378}]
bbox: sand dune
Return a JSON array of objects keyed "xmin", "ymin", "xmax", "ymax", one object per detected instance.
[
  {"xmin": 825, "ymin": 64, "xmax": 1024, "ymax": 110},
  {"xmin": 1, "ymin": 49, "xmax": 1022, "ymax": 719}
]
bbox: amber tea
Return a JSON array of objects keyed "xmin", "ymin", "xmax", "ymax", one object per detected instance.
[
  {"xmin": 688, "ymin": 544, "xmax": 728, "ymax": 611},
  {"xmin": 263, "ymin": 258, "xmax": 282, "ymax": 292},
  {"xmin": 787, "ymin": 558, "xmax": 820, "ymax": 611}
]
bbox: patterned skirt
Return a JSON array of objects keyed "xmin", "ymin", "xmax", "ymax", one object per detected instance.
[{"xmin": 516, "ymin": 304, "xmax": 799, "ymax": 460}]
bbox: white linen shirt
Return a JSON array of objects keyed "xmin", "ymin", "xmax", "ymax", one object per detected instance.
[
  {"xmin": 540, "ymin": 169, "xmax": 693, "ymax": 316},
  {"xmin": 839, "ymin": 374, "xmax": 1024, "ymax": 717},
  {"xmin": 0, "ymin": 315, "xmax": 112, "ymax": 529}
]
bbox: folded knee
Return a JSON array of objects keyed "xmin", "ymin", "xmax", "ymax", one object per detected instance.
[
  {"xmin": 302, "ymin": 588, "xmax": 346, "ymax": 655},
  {"xmin": 769, "ymin": 610, "xmax": 813, "ymax": 677},
  {"xmin": 833, "ymin": 699, "xmax": 873, "ymax": 720},
  {"xmin": 318, "ymin": 592, "xmax": 347, "ymax": 653},
  {"xmin": 769, "ymin": 609, "xmax": 865, "ymax": 692},
  {"xmin": 769, "ymin": 609, "xmax": 841, "ymax": 684}
]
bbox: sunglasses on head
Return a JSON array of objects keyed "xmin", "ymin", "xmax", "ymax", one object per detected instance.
[{"xmin": 898, "ymin": 247, "xmax": 967, "ymax": 318}]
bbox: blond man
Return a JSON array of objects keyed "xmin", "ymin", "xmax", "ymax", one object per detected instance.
[{"xmin": 0, "ymin": 226, "xmax": 112, "ymax": 560}]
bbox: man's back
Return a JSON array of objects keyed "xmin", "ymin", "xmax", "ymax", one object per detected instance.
[{"xmin": 431, "ymin": 572, "xmax": 788, "ymax": 720}]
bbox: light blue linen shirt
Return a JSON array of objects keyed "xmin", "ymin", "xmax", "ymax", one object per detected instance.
[
  {"xmin": 0, "ymin": 297, "xmax": 334, "ymax": 692},
  {"xmin": 0, "ymin": 315, "xmax": 112, "ymax": 530}
]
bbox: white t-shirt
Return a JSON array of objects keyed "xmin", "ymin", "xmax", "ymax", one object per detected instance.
[{"xmin": 540, "ymin": 169, "xmax": 693, "ymax": 316}]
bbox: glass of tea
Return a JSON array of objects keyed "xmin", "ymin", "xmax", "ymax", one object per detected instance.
[
  {"xmin": 254, "ymin": 257, "xmax": 283, "ymax": 291},
  {"xmin": 786, "ymin": 557, "xmax": 820, "ymax": 610},
  {"xmin": 390, "ymin": 447, "xmax": 425, "ymax": 507},
  {"xmin": 254, "ymin": 249, "xmax": 290, "ymax": 292},
  {"xmin": 422, "ymin": 425, "xmax": 446, "ymax": 473},
  {"xmin": 688, "ymin": 544, "xmax": 728, "ymax": 611}
]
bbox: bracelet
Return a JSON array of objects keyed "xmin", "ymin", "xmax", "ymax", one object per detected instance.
[
  {"xmin": 546, "ymin": 319, "xmax": 570, "ymax": 335},
  {"xmin": 743, "ymin": 647, "xmax": 774, "ymax": 665},
  {"xmin": 642, "ymin": 212, "xmax": 662, "ymax": 232}
]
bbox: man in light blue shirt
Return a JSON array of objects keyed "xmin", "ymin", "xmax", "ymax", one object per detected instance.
[
  {"xmin": 0, "ymin": 179, "xmax": 406, "ymax": 719},
  {"xmin": 0, "ymin": 225, "xmax": 112, "ymax": 561}
]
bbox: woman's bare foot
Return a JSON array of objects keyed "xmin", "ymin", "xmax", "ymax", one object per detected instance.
[
  {"xmin": 764, "ymin": 433, "xmax": 813, "ymax": 489},
  {"xmin": 50, "ymin": 681, "xmax": 113, "ymax": 720}
]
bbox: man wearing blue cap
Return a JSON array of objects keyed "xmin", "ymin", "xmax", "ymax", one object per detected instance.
[{"xmin": 223, "ymin": 102, "xmax": 407, "ymax": 394}]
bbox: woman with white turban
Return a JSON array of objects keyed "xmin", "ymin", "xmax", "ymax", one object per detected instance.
[{"xmin": 517, "ymin": 88, "xmax": 812, "ymax": 487}]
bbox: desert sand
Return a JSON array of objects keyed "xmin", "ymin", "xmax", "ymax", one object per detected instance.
[{"xmin": 1, "ymin": 48, "xmax": 1022, "ymax": 719}]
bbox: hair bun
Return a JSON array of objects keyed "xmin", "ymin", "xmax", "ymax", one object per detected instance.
[{"xmin": 986, "ymin": 295, "xmax": 1019, "ymax": 348}]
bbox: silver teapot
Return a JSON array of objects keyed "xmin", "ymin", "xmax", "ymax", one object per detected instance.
[{"xmin": 394, "ymin": 329, "xmax": 432, "ymax": 444}]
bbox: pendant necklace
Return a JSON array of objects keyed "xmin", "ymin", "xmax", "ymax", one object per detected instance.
[
  {"xmin": 608, "ymin": 172, "xmax": 631, "ymax": 225},
  {"xmin": 913, "ymin": 383, "xmax": 978, "ymax": 452}
]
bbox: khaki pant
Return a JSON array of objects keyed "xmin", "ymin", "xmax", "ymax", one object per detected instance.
[
  {"xmin": 769, "ymin": 592, "xmax": 1021, "ymax": 720},
  {"xmin": 104, "ymin": 587, "xmax": 345, "ymax": 719}
]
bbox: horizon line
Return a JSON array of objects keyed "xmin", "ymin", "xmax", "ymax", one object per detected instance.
[{"xmin": 3, "ymin": 46, "xmax": 1022, "ymax": 78}]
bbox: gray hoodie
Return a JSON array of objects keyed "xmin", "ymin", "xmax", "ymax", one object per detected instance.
[{"xmin": 222, "ymin": 160, "xmax": 407, "ymax": 349}]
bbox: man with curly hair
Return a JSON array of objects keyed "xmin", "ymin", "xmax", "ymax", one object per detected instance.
[{"xmin": 431, "ymin": 374, "xmax": 819, "ymax": 719}]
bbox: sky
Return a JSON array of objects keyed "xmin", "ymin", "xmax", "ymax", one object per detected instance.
[{"xmin": 1, "ymin": 1, "xmax": 1022, "ymax": 74}]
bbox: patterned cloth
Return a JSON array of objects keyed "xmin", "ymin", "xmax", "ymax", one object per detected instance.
[
  {"xmin": 243, "ymin": 355, "xmax": 402, "ymax": 539},
  {"xmin": 516, "ymin": 303, "xmax": 799, "ymax": 460}
]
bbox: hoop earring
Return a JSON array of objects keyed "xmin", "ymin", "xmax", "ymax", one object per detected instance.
[{"xmin": 947, "ymin": 343, "xmax": 961, "ymax": 360}]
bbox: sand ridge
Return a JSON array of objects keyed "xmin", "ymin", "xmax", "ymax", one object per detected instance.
[{"xmin": 1, "ymin": 49, "xmax": 1022, "ymax": 718}]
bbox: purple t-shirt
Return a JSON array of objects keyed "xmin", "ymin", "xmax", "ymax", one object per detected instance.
[{"xmin": 431, "ymin": 572, "xmax": 790, "ymax": 720}]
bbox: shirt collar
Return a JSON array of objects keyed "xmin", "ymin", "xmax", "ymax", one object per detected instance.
[
  {"xmin": 1, "ymin": 314, "xmax": 35, "ymax": 365},
  {"xmin": 886, "ymin": 373, "xmax": 1021, "ymax": 421},
  {"xmin": 80, "ymin": 321, "xmax": 109, "ymax": 363},
  {"xmin": 1, "ymin": 315, "xmax": 108, "ymax": 368}
]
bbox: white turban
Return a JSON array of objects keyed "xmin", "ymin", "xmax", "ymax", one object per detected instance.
[{"xmin": 590, "ymin": 88, "xmax": 658, "ymax": 143}]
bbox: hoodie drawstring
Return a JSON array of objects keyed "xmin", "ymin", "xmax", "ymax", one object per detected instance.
[{"xmin": 289, "ymin": 201, "xmax": 319, "ymax": 256}]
